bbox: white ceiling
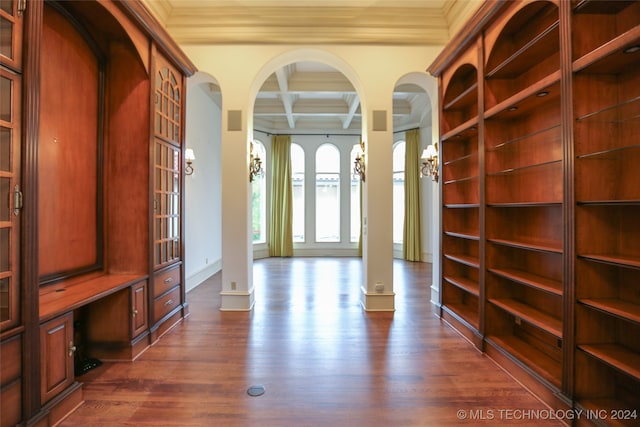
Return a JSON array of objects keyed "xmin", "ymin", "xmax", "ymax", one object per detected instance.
[{"xmin": 143, "ymin": 0, "xmax": 480, "ymax": 133}]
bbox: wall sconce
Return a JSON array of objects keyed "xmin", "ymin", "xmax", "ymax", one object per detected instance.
[
  {"xmin": 185, "ymin": 148, "xmax": 195, "ymax": 175},
  {"xmin": 249, "ymin": 141, "xmax": 264, "ymax": 182},
  {"xmin": 421, "ymin": 142, "xmax": 439, "ymax": 182},
  {"xmin": 353, "ymin": 140, "xmax": 366, "ymax": 182}
]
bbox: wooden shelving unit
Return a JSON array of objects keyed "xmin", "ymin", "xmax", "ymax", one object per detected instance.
[
  {"xmin": 439, "ymin": 49, "xmax": 483, "ymax": 345},
  {"xmin": 429, "ymin": 0, "xmax": 640, "ymax": 422},
  {"xmin": 572, "ymin": 0, "xmax": 640, "ymax": 422},
  {"xmin": 483, "ymin": 0, "xmax": 564, "ymax": 394}
]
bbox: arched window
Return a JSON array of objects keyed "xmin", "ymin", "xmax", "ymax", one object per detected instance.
[
  {"xmin": 350, "ymin": 144, "xmax": 361, "ymax": 243},
  {"xmin": 393, "ymin": 141, "xmax": 405, "ymax": 244},
  {"xmin": 315, "ymin": 144, "xmax": 340, "ymax": 242},
  {"xmin": 291, "ymin": 143, "xmax": 305, "ymax": 242},
  {"xmin": 251, "ymin": 140, "xmax": 266, "ymax": 243}
]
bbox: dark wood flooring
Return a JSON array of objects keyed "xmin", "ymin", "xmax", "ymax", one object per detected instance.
[{"xmin": 60, "ymin": 258, "xmax": 563, "ymax": 426}]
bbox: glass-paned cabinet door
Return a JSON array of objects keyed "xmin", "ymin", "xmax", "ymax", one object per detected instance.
[
  {"xmin": 0, "ymin": 0, "xmax": 24, "ymax": 71},
  {"xmin": 154, "ymin": 61, "xmax": 181, "ymax": 145},
  {"xmin": 153, "ymin": 140, "xmax": 180, "ymax": 269},
  {"xmin": 0, "ymin": 67, "xmax": 21, "ymax": 330}
]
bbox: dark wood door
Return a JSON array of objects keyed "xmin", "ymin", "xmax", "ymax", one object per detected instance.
[
  {"xmin": 131, "ymin": 281, "xmax": 148, "ymax": 337},
  {"xmin": 40, "ymin": 312, "xmax": 74, "ymax": 404}
]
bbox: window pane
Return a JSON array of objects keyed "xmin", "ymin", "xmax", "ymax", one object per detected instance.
[
  {"xmin": 316, "ymin": 173, "xmax": 340, "ymax": 242},
  {"xmin": 252, "ymin": 141, "xmax": 266, "ymax": 243},
  {"xmin": 393, "ymin": 141, "xmax": 405, "ymax": 171},
  {"xmin": 291, "ymin": 143, "xmax": 305, "ymax": 242},
  {"xmin": 316, "ymin": 143, "xmax": 340, "ymax": 173},
  {"xmin": 393, "ymin": 142, "xmax": 405, "ymax": 244},
  {"xmin": 350, "ymin": 144, "xmax": 361, "ymax": 242},
  {"xmin": 316, "ymin": 144, "xmax": 340, "ymax": 242}
]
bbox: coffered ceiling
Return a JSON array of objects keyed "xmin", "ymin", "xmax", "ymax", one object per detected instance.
[
  {"xmin": 142, "ymin": 0, "xmax": 480, "ymax": 132},
  {"xmin": 252, "ymin": 61, "xmax": 432, "ymax": 132}
]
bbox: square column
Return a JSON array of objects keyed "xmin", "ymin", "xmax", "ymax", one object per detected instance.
[
  {"xmin": 360, "ymin": 111, "xmax": 394, "ymax": 311},
  {"xmin": 220, "ymin": 110, "xmax": 254, "ymax": 310}
]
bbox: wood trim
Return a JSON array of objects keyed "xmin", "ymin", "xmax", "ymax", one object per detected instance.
[
  {"xmin": 428, "ymin": 0, "xmax": 507, "ymax": 77},
  {"xmin": 22, "ymin": 0, "xmax": 44, "ymax": 420},
  {"xmin": 116, "ymin": 0, "xmax": 197, "ymax": 77},
  {"xmin": 558, "ymin": 0, "xmax": 575, "ymax": 397},
  {"xmin": 476, "ymin": 34, "xmax": 487, "ymax": 339}
]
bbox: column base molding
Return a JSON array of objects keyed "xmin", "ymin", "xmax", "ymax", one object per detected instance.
[
  {"xmin": 360, "ymin": 286, "xmax": 395, "ymax": 311},
  {"xmin": 220, "ymin": 289, "xmax": 255, "ymax": 311}
]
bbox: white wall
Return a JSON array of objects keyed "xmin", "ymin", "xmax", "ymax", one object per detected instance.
[{"xmin": 184, "ymin": 78, "xmax": 223, "ymax": 292}]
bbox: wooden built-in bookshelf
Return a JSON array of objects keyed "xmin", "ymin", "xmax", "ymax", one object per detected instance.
[{"xmin": 429, "ymin": 0, "xmax": 640, "ymax": 423}]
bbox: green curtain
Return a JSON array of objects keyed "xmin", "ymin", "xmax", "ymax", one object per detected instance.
[
  {"xmin": 403, "ymin": 129, "xmax": 422, "ymax": 261},
  {"xmin": 269, "ymin": 135, "xmax": 294, "ymax": 257}
]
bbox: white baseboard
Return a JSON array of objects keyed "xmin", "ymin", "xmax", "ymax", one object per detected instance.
[{"xmin": 185, "ymin": 259, "xmax": 222, "ymax": 293}]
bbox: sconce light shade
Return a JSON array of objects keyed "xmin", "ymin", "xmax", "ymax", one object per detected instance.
[
  {"xmin": 185, "ymin": 148, "xmax": 195, "ymax": 175},
  {"xmin": 353, "ymin": 140, "xmax": 366, "ymax": 182},
  {"xmin": 422, "ymin": 144, "xmax": 437, "ymax": 160},
  {"xmin": 421, "ymin": 142, "xmax": 439, "ymax": 182}
]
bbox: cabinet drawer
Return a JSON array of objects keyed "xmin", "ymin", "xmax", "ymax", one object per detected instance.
[
  {"xmin": 0, "ymin": 379, "xmax": 21, "ymax": 427},
  {"xmin": 1, "ymin": 334, "xmax": 21, "ymax": 385},
  {"xmin": 154, "ymin": 265, "xmax": 180, "ymax": 297},
  {"xmin": 153, "ymin": 286, "xmax": 180, "ymax": 324}
]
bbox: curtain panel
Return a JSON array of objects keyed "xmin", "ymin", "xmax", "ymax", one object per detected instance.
[
  {"xmin": 403, "ymin": 129, "xmax": 422, "ymax": 261},
  {"xmin": 269, "ymin": 135, "xmax": 294, "ymax": 256}
]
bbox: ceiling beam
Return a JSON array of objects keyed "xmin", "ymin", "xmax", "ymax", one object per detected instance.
[
  {"xmin": 275, "ymin": 67, "xmax": 296, "ymax": 129},
  {"xmin": 342, "ymin": 94, "xmax": 360, "ymax": 130}
]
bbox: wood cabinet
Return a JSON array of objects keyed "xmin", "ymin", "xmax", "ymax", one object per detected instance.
[
  {"xmin": 429, "ymin": 0, "xmax": 640, "ymax": 422},
  {"xmin": 152, "ymin": 264, "xmax": 182, "ymax": 333},
  {"xmin": 131, "ymin": 281, "xmax": 148, "ymax": 339},
  {"xmin": 80, "ymin": 278, "xmax": 149, "ymax": 361},
  {"xmin": 150, "ymin": 54, "xmax": 187, "ymax": 340},
  {"xmin": 0, "ymin": 334, "xmax": 22, "ymax": 427},
  {"xmin": 40, "ymin": 313, "xmax": 74, "ymax": 404},
  {"xmin": 1, "ymin": 2, "xmax": 24, "ymax": 427},
  {"xmin": 0, "ymin": 1, "xmax": 196, "ymax": 425}
]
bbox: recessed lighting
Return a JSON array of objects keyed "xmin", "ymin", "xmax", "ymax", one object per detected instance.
[
  {"xmin": 623, "ymin": 45, "xmax": 640, "ymax": 54},
  {"xmin": 537, "ymin": 91, "xmax": 549, "ymax": 97}
]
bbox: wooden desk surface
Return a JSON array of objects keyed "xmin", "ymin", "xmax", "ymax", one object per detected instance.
[{"xmin": 39, "ymin": 273, "xmax": 147, "ymax": 323}]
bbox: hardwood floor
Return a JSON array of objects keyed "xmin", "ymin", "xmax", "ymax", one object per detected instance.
[{"xmin": 61, "ymin": 258, "xmax": 564, "ymax": 426}]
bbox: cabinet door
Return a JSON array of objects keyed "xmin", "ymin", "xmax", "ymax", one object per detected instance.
[
  {"xmin": 40, "ymin": 312, "xmax": 74, "ymax": 404},
  {"xmin": 0, "ymin": 334, "xmax": 22, "ymax": 426},
  {"xmin": 131, "ymin": 280, "xmax": 147, "ymax": 338},
  {"xmin": 0, "ymin": 66, "xmax": 21, "ymax": 331},
  {"xmin": 153, "ymin": 56, "xmax": 182, "ymax": 145},
  {"xmin": 152, "ymin": 54, "xmax": 183, "ymax": 270},
  {"xmin": 153, "ymin": 141, "xmax": 181, "ymax": 269},
  {"xmin": 0, "ymin": 0, "xmax": 24, "ymax": 71}
]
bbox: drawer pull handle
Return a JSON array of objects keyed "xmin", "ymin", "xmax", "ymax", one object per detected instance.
[
  {"xmin": 164, "ymin": 277, "xmax": 173, "ymax": 283},
  {"xmin": 165, "ymin": 299, "xmax": 174, "ymax": 306}
]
